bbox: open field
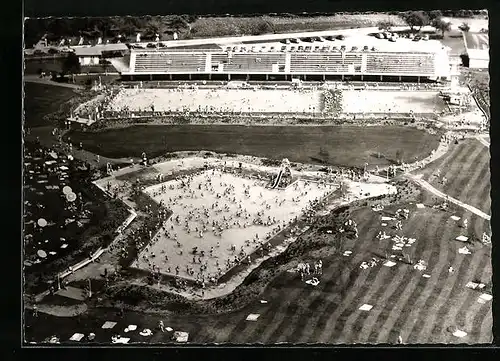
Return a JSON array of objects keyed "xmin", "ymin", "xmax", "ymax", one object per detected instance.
[
  {"xmin": 107, "ymin": 88, "xmax": 445, "ymax": 115},
  {"xmin": 24, "ymin": 193, "xmax": 492, "ymax": 344},
  {"xmin": 66, "ymin": 125, "xmax": 441, "ymax": 167},
  {"xmin": 133, "ymin": 170, "xmax": 335, "ymax": 280},
  {"xmin": 24, "ymin": 83, "xmax": 77, "ymax": 128},
  {"xmin": 189, "ymin": 14, "xmax": 406, "ymax": 39},
  {"xmin": 416, "ymin": 138, "xmax": 490, "ymax": 214}
]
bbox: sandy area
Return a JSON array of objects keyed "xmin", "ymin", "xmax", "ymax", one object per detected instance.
[
  {"xmin": 106, "ymin": 87, "xmax": 444, "ymax": 115},
  {"xmin": 108, "ymin": 88, "xmax": 322, "ymax": 113},
  {"xmin": 342, "ymin": 90, "xmax": 446, "ymax": 114},
  {"xmin": 131, "ymin": 170, "xmax": 336, "ymax": 280}
]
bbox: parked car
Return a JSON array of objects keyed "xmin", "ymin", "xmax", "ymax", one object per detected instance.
[
  {"xmin": 336, "ymin": 34, "xmax": 345, "ymax": 40},
  {"xmin": 290, "ymin": 38, "xmax": 299, "ymax": 44},
  {"xmin": 413, "ymin": 36, "xmax": 421, "ymax": 41},
  {"xmin": 422, "ymin": 34, "xmax": 429, "ymax": 41},
  {"xmin": 376, "ymin": 33, "xmax": 384, "ymax": 39}
]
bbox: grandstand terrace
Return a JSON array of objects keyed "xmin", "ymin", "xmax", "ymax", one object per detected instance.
[{"xmin": 120, "ymin": 33, "xmax": 453, "ymax": 83}]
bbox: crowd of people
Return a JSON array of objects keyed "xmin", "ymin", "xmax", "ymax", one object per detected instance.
[{"xmin": 112, "ymin": 165, "xmax": 336, "ymax": 286}]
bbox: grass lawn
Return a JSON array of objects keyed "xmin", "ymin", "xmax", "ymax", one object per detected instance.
[
  {"xmin": 66, "ymin": 125, "xmax": 440, "ymax": 168},
  {"xmin": 188, "ymin": 14, "xmax": 406, "ymax": 39},
  {"xmin": 24, "ymin": 190, "xmax": 492, "ymax": 344},
  {"xmin": 417, "ymin": 138, "xmax": 491, "ymax": 214},
  {"xmin": 23, "ymin": 82, "xmax": 77, "ymax": 128}
]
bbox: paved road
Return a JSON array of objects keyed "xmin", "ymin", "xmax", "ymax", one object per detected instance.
[
  {"xmin": 143, "ymin": 27, "xmax": 381, "ymax": 48},
  {"xmin": 405, "ymin": 174, "xmax": 491, "ymax": 221},
  {"xmin": 475, "ymin": 134, "xmax": 490, "ymax": 148}
]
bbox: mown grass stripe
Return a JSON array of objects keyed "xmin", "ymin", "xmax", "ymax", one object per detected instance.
[
  {"xmin": 372, "ymin": 211, "xmax": 448, "ymax": 343},
  {"xmin": 402, "ymin": 213, "xmax": 456, "ymax": 342},
  {"xmin": 358, "ymin": 213, "xmax": 435, "ymax": 343},
  {"xmin": 259, "ymin": 208, "xmax": 377, "ymax": 343},
  {"xmin": 287, "ymin": 212, "xmax": 381, "ymax": 343}
]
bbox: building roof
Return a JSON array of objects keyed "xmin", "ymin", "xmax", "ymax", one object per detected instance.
[
  {"xmin": 131, "ymin": 36, "xmax": 446, "ymax": 55},
  {"xmin": 72, "ymin": 44, "xmax": 128, "ymax": 57}
]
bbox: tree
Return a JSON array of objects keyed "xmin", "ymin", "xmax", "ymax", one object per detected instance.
[
  {"xmin": 432, "ymin": 18, "xmax": 452, "ymax": 37},
  {"xmin": 459, "ymin": 22, "xmax": 470, "ymax": 32},
  {"xmin": 170, "ymin": 15, "xmax": 188, "ymax": 31},
  {"xmin": 403, "ymin": 11, "xmax": 430, "ymax": 32},
  {"xmin": 395, "ymin": 149, "xmax": 405, "ymax": 164},
  {"xmin": 62, "ymin": 52, "xmax": 81, "ymax": 82},
  {"xmin": 428, "ymin": 10, "xmax": 442, "ymax": 21},
  {"xmin": 377, "ymin": 20, "xmax": 395, "ymax": 31}
]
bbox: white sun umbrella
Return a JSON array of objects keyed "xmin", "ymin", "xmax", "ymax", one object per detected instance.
[
  {"xmin": 37, "ymin": 249, "xmax": 47, "ymax": 258},
  {"xmin": 62, "ymin": 186, "xmax": 73, "ymax": 195},
  {"xmin": 37, "ymin": 218, "xmax": 47, "ymax": 227},
  {"xmin": 66, "ymin": 192, "xmax": 77, "ymax": 202}
]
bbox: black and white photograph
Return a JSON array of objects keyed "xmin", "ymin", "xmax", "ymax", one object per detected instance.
[{"xmin": 22, "ymin": 8, "xmax": 492, "ymax": 345}]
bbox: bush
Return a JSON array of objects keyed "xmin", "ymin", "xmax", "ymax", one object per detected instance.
[{"xmin": 458, "ymin": 22, "xmax": 470, "ymax": 32}]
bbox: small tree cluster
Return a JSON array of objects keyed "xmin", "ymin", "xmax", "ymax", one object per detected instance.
[
  {"xmin": 431, "ymin": 18, "xmax": 452, "ymax": 37},
  {"xmin": 377, "ymin": 20, "xmax": 395, "ymax": 31},
  {"xmin": 402, "ymin": 11, "xmax": 429, "ymax": 32},
  {"xmin": 459, "ymin": 22, "xmax": 470, "ymax": 32}
]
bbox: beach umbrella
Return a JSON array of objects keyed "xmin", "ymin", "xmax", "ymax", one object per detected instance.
[
  {"xmin": 37, "ymin": 218, "xmax": 47, "ymax": 227},
  {"xmin": 37, "ymin": 250, "xmax": 47, "ymax": 258},
  {"xmin": 66, "ymin": 192, "xmax": 77, "ymax": 202},
  {"xmin": 62, "ymin": 186, "xmax": 73, "ymax": 195}
]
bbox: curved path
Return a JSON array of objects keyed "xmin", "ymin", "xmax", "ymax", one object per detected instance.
[
  {"xmin": 475, "ymin": 134, "xmax": 490, "ymax": 148},
  {"xmin": 405, "ymin": 173, "xmax": 490, "ymax": 221}
]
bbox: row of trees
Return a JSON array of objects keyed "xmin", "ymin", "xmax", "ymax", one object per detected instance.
[
  {"xmin": 26, "ymin": 10, "xmax": 483, "ymax": 48},
  {"xmin": 377, "ymin": 10, "xmax": 476, "ymax": 37},
  {"xmin": 25, "ymin": 15, "xmax": 194, "ymax": 48}
]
